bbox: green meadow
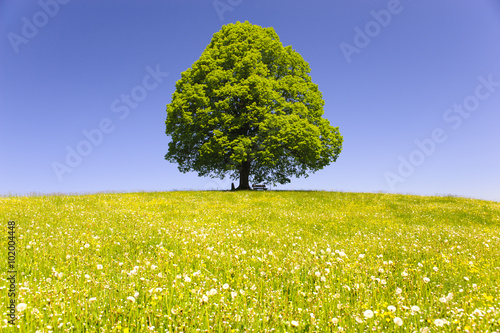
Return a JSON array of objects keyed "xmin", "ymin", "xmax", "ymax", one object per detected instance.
[{"xmin": 1, "ymin": 191, "xmax": 499, "ymax": 332}]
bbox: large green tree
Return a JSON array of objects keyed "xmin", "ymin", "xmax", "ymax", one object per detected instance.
[{"xmin": 165, "ymin": 21, "xmax": 343, "ymax": 190}]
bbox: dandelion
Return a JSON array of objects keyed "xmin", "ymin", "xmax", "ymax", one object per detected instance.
[
  {"xmin": 420, "ymin": 328, "xmax": 430, "ymax": 333},
  {"xmin": 97, "ymin": 264, "xmax": 103, "ymax": 270},
  {"xmin": 355, "ymin": 317, "xmax": 363, "ymax": 323},
  {"xmin": 464, "ymin": 277, "xmax": 469, "ymax": 281},
  {"xmin": 84, "ymin": 243, "xmax": 90, "ymax": 248},
  {"xmin": 16, "ymin": 303, "xmax": 27, "ymax": 312},
  {"xmin": 239, "ymin": 289, "xmax": 245, "ymax": 295},
  {"xmin": 363, "ymin": 310, "xmax": 374, "ymax": 319},
  {"xmin": 84, "ymin": 274, "xmax": 91, "ymax": 279},
  {"xmin": 201, "ymin": 295, "xmax": 209, "ymax": 303},
  {"xmin": 411, "ymin": 305, "xmax": 420, "ymax": 312},
  {"xmin": 151, "ymin": 265, "xmax": 158, "ymax": 270},
  {"xmin": 223, "ymin": 283, "xmax": 229, "ymax": 290},
  {"xmin": 291, "ymin": 320, "xmax": 299, "ymax": 327},
  {"xmin": 380, "ymin": 279, "xmax": 387, "ymax": 285},
  {"xmin": 434, "ymin": 319, "xmax": 444, "ymax": 327},
  {"xmin": 446, "ymin": 293, "xmax": 453, "ymax": 301},
  {"xmin": 433, "ymin": 266, "xmax": 438, "ymax": 272},
  {"xmin": 320, "ymin": 276, "xmax": 326, "ymax": 282},
  {"xmin": 423, "ymin": 277, "xmax": 430, "ymax": 283},
  {"xmin": 394, "ymin": 317, "xmax": 403, "ymax": 326},
  {"xmin": 126, "ymin": 296, "xmax": 136, "ymax": 303},
  {"xmin": 231, "ymin": 291, "xmax": 237, "ymax": 298},
  {"xmin": 401, "ymin": 271, "xmax": 408, "ymax": 277},
  {"xmin": 358, "ymin": 254, "xmax": 365, "ymax": 259},
  {"xmin": 472, "ymin": 309, "xmax": 484, "ymax": 316},
  {"xmin": 315, "ymin": 271, "xmax": 321, "ymax": 277},
  {"xmin": 134, "ymin": 291, "xmax": 139, "ymax": 298},
  {"xmin": 388, "ymin": 305, "xmax": 396, "ymax": 312},
  {"xmin": 331, "ymin": 317, "xmax": 339, "ymax": 324},
  {"xmin": 89, "ymin": 297, "xmax": 96, "ymax": 303},
  {"xmin": 439, "ymin": 297, "xmax": 447, "ymax": 303},
  {"xmin": 396, "ymin": 287, "xmax": 403, "ymax": 295},
  {"xmin": 184, "ymin": 276, "xmax": 191, "ymax": 282}
]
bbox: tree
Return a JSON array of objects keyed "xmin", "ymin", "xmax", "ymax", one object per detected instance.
[{"xmin": 165, "ymin": 21, "xmax": 343, "ymax": 190}]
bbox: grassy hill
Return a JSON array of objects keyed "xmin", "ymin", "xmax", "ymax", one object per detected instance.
[{"xmin": 1, "ymin": 191, "xmax": 499, "ymax": 332}]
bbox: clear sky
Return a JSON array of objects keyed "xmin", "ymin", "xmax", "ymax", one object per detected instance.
[{"xmin": 1, "ymin": 0, "xmax": 499, "ymax": 201}]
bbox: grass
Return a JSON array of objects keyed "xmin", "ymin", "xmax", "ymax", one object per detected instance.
[{"xmin": 1, "ymin": 191, "xmax": 500, "ymax": 332}]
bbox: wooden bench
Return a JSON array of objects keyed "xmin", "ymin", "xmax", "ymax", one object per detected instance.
[{"xmin": 252, "ymin": 184, "xmax": 268, "ymax": 190}]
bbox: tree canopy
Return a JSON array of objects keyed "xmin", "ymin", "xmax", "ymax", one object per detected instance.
[{"xmin": 165, "ymin": 21, "xmax": 343, "ymax": 189}]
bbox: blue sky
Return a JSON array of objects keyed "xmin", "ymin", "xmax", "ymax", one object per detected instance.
[{"xmin": 1, "ymin": 0, "xmax": 499, "ymax": 201}]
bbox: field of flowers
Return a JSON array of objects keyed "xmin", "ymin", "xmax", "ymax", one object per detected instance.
[{"xmin": 1, "ymin": 191, "xmax": 500, "ymax": 332}]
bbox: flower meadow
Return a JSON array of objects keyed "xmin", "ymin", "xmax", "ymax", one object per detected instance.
[{"xmin": 1, "ymin": 191, "xmax": 500, "ymax": 332}]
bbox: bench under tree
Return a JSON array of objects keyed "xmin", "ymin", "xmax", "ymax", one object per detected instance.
[{"xmin": 252, "ymin": 184, "xmax": 268, "ymax": 190}]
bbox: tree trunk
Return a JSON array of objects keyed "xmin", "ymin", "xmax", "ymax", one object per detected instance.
[{"xmin": 237, "ymin": 160, "xmax": 251, "ymax": 190}]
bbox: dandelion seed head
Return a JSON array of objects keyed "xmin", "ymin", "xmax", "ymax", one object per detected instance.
[
  {"xmin": 434, "ymin": 319, "xmax": 444, "ymax": 327},
  {"xmin": 16, "ymin": 303, "xmax": 27, "ymax": 312}
]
